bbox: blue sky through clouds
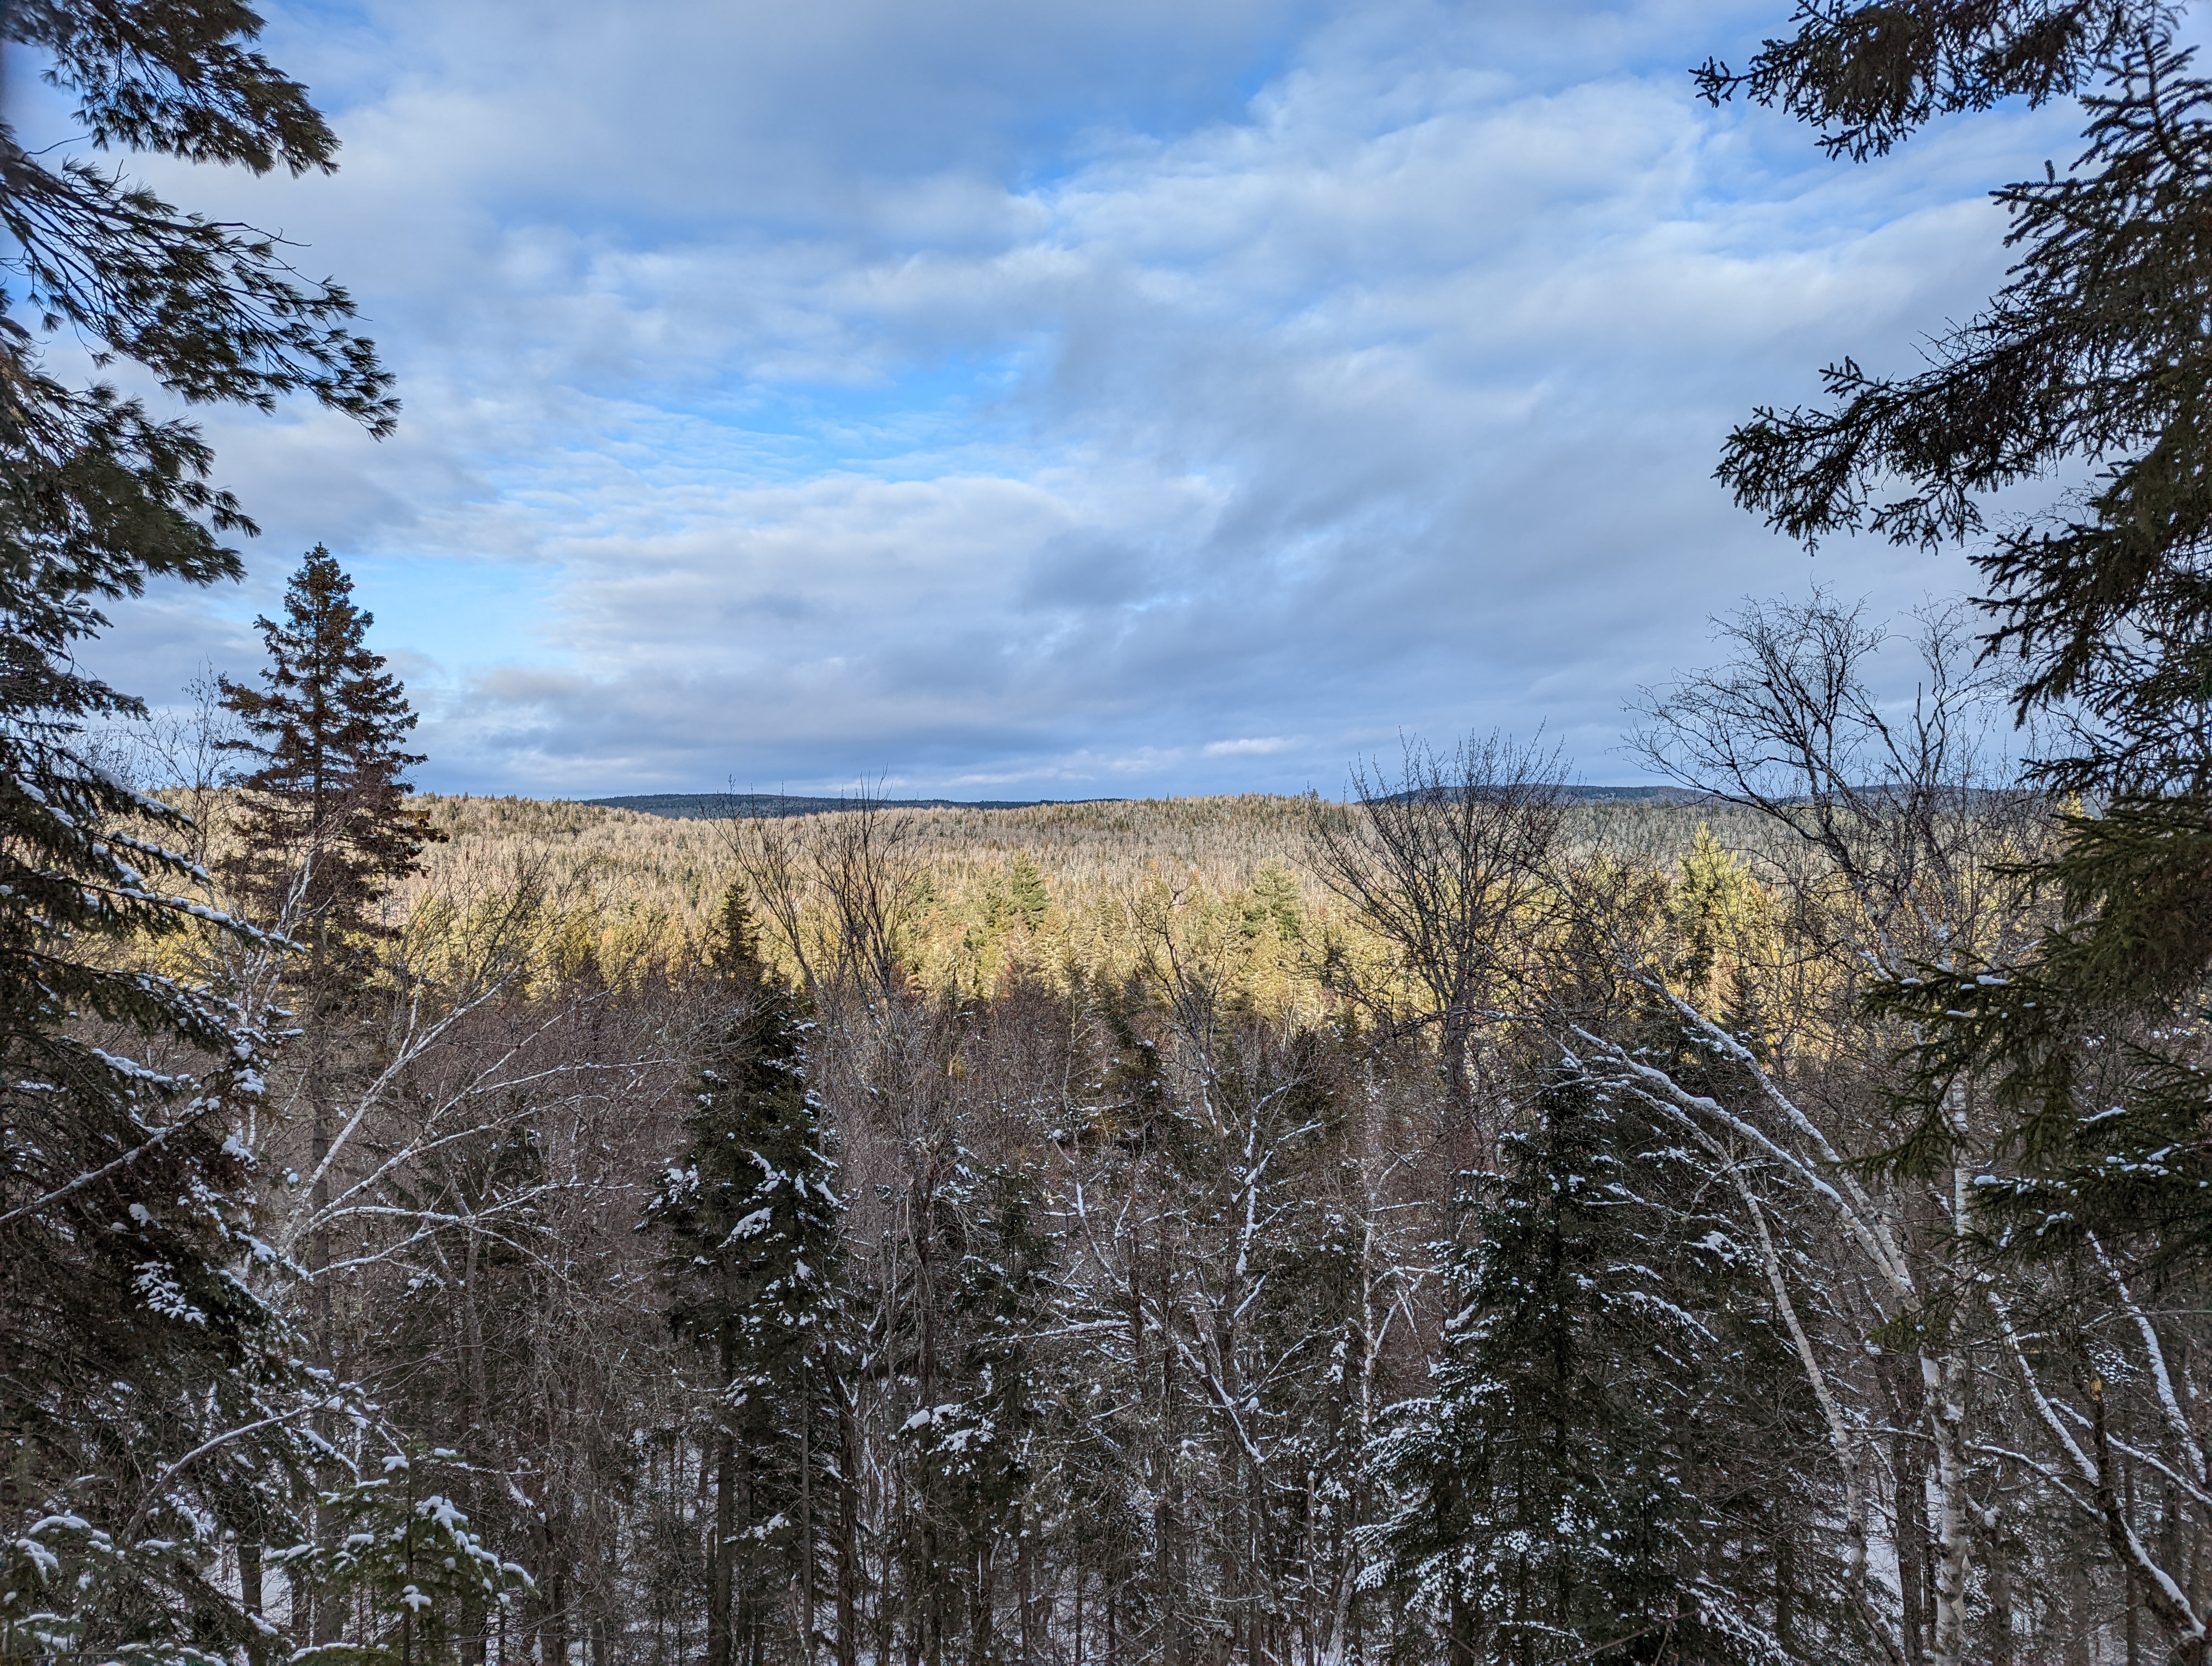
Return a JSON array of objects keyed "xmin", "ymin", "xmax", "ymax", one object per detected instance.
[{"xmin": 63, "ymin": 0, "xmax": 2085, "ymax": 796}]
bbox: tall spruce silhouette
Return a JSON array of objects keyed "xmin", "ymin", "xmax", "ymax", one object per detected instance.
[
  {"xmin": 218, "ymin": 546, "xmax": 436, "ymax": 1440},
  {"xmin": 220, "ymin": 545, "xmax": 435, "ymax": 945},
  {"xmin": 648, "ymin": 884, "xmax": 843, "ymax": 1666}
]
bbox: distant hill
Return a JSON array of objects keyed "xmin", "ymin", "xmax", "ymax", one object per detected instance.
[
  {"xmin": 585, "ymin": 787, "xmax": 1702, "ymax": 820},
  {"xmin": 1377, "ymin": 784, "xmax": 1712, "ymax": 805},
  {"xmin": 582, "ymin": 792, "xmax": 1128, "ymax": 820},
  {"xmin": 1557, "ymin": 785, "xmax": 1710, "ymax": 802}
]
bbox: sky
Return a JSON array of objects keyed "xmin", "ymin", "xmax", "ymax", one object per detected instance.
[{"xmin": 38, "ymin": 0, "xmax": 2091, "ymax": 798}]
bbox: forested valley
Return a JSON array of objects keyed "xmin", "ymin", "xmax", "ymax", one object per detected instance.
[
  {"xmin": 15, "ymin": 567, "xmax": 2207, "ymax": 1666},
  {"xmin": 14, "ymin": 3, "xmax": 2212, "ymax": 1666}
]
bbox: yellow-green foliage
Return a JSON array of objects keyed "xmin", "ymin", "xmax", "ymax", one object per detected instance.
[
  {"xmin": 374, "ymin": 794, "xmax": 1753, "ymax": 1014},
  {"xmin": 1669, "ymin": 824, "xmax": 1782, "ymax": 1024},
  {"xmin": 134, "ymin": 790, "xmax": 1787, "ymax": 1016},
  {"xmin": 376, "ymin": 795, "xmax": 1362, "ymax": 1007}
]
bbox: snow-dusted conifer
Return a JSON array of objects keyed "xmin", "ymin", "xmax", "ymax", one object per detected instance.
[
  {"xmin": 0, "ymin": 3, "xmax": 389, "ymax": 1654},
  {"xmin": 214, "ymin": 543, "xmax": 437, "ymax": 1465},
  {"xmin": 902, "ymin": 1161, "xmax": 1059, "ymax": 1659},
  {"xmin": 0, "ymin": 666, "xmax": 297, "ymax": 1666},
  {"xmin": 1372, "ymin": 1070, "xmax": 1776, "ymax": 1665},
  {"xmin": 648, "ymin": 882, "xmax": 843, "ymax": 1666}
]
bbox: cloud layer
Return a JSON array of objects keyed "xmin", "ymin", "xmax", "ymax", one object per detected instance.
[{"xmin": 71, "ymin": 0, "xmax": 2079, "ymax": 795}]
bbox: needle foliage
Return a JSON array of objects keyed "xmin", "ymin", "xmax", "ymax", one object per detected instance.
[
  {"xmin": 1, "ymin": 4, "xmax": 391, "ymax": 1659},
  {"xmin": 1707, "ymin": 2, "xmax": 2212, "ymax": 1254}
]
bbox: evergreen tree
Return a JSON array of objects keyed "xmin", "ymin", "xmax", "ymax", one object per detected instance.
[
  {"xmin": 1704, "ymin": 5, "xmax": 2212, "ymax": 1254},
  {"xmin": 648, "ymin": 884, "xmax": 844, "ymax": 1666},
  {"xmin": 903, "ymin": 1162, "xmax": 1058, "ymax": 1663},
  {"xmin": 271, "ymin": 1447, "xmax": 531, "ymax": 1666},
  {"xmin": 1373, "ymin": 1074, "xmax": 1769, "ymax": 1666},
  {"xmin": 2, "ymin": 6, "xmax": 388, "ymax": 1662},
  {"xmin": 1006, "ymin": 852, "xmax": 1050, "ymax": 933},
  {"xmin": 215, "ymin": 543, "xmax": 435, "ymax": 1510},
  {"xmin": 218, "ymin": 545, "xmax": 435, "ymax": 943}
]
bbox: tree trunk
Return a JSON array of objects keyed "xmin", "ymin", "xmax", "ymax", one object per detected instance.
[
  {"xmin": 738, "ymin": 1446, "xmax": 759, "ymax": 1666},
  {"xmin": 1982, "ymin": 1531, "xmax": 2017, "ymax": 1663},
  {"xmin": 916, "ymin": 1180, "xmax": 941, "ymax": 1666},
  {"xmin": 458, "ymin": 1232, "xmax": 489, "ymax": 1666},
  {"xmin": 307, "ymin": 919, "xmax": 338, "ymax": 1651},
  {"xmin": 1774, "ymin": 1527, "xmax": 1793, "ymax": 1655},
  {"xmin": 838, "ymin": 1392, "xmax": 860, "ymax": 1666},
  {"xmin": 308, "ymin": 917, "xmax": 334, "ymax": 1374},
  {"xmin": 1921, "ymin": 1345, "xmax": 1973, "ymax": 1666},
  {"xmin": 537, "ymin": 1520, "xmax": 570, "ymax": 1666},
  {"xmin": 1442, "ymin": 1009, "xmax": 1472, "ymax": 1119},
  {"xmin": 1018, "ymin": 1513, "xmax": 1034, "ymax": 1666},
  {"xmin": 239, "ymin": 1542, "xmax": 262, "ymax": 1618},
  {"xmin": 802, "ymin": 1383, "xmax": 816, "ymax": 1666},
  {"xmin": 1985, "ymin": 1538, "xmax": 2012, "ymax": 1666},
  {"xmin": 2062, "ymin": 1560, "xmax": 2092, "ymax": 1666},
  {"xmin": 709, "ymin": 1427, "xmax": 735, "ymax": 1666},
  {"xmin": 1158, "ymin": 1238, "xmax": 1186, "ymax": 1666},
  {"xmin": 972, "ymin": 1542, "xmax": 995, "ymax": 1666},
  {"xmin": 2126, "ymin": 1458, "xmax": 2142, "ymax": 1666},
  {"xmin": 1445, "ymin": 1587, "xmax": 1476, "ymax": 1666},
  {"xmin": 896, "ymin": 1456, "xmax": 919, "ymax": 1666},
  {"xmin": 291, "ymin": 1558, "xmax": 313, "ymax": 1653},
  {"xmin": 1891, "ymin": 1370, "xmax": 1927, "ymax": 1666}
]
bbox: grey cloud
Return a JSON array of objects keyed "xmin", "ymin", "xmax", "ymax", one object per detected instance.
[{"xmin": 81, "ymin": 0, "xmax": 2054, "ymax": 795}]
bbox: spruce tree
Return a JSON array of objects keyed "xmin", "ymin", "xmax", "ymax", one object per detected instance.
[
  {"xmin": 1, "ymin": 4, "xmax": 390, "ymax": 1659},
  {"xmin": 648, "ymin": 884, "xmax": 844, "ymax": 1666},
  {"xmin": 1373, "ymin": 1074, "xmax": 1767, "ymax": 1665},
  {"xmin": 904, "ymin": 1163, "xmax": 1058, "ymax": 1663},
  {"xmin": 219, "ymin": 544, "xmax": 435, "ymax": 944},
  {"xmin": 1705, "ymin": 5, "xmax": 2212, "ymax": 1256},
  {"xmin": 216, "ymin": 543, "xmax": 435, "ymax": 1526}
]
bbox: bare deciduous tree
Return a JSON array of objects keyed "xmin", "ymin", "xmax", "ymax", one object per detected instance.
[
  {"xmin": 1304, "ymin": 729, "xmax": 1567, "ymax": 1149},
  {"xmin": 722, "ymin": 781, "xmax": 922, "ymax": 1001}
]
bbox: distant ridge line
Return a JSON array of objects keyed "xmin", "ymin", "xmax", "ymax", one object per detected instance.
[
  {"xmin": 1555, "ymin": 785, "xmax": 1709, "ymax": 803},
  {"xmin": 581, "ymin": 786, "xmax": 1700, "ymax": 820},
  {"xmin": 581, "ymin": 792, "xmax": 1130, "ymax": 820},
  {"xmin": 1379, "ymin": 784, "xmax": 1712, "ymax": 805}
]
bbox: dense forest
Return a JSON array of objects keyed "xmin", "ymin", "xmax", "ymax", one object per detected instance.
[
  {"xmin": 12, "ymin": 2, "xmax": 2212, "ymax": 1666},
  {"xmin": 17, "ymin": 578, "xmax": 2203, "ymax": 1666}
]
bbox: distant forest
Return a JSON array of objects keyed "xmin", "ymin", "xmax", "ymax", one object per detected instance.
[{"xmin": 588, "ymin": 794, "xmax": 1128, "ymax": 820}]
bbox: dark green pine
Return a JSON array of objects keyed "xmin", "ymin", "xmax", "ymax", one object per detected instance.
[
  {"xmin": 218, "ymin": 544, "xmax": 439, "ymax": 944},
  {"xmin": 1374, "ymin": 1073, "xmax": 1758, "ymax": 1665},
  {"xmin": 648, "ymin": 883, "xmax": 844, "ymax": 1666},
  {"xmin": 1709, "ymin": 4, "xmax": 2212, "ymax": 1259}
]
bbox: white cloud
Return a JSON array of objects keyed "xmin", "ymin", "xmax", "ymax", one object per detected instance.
[{"xmin": 73, "ymin": 0, "xmax": 2070, "ymax": 795}]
